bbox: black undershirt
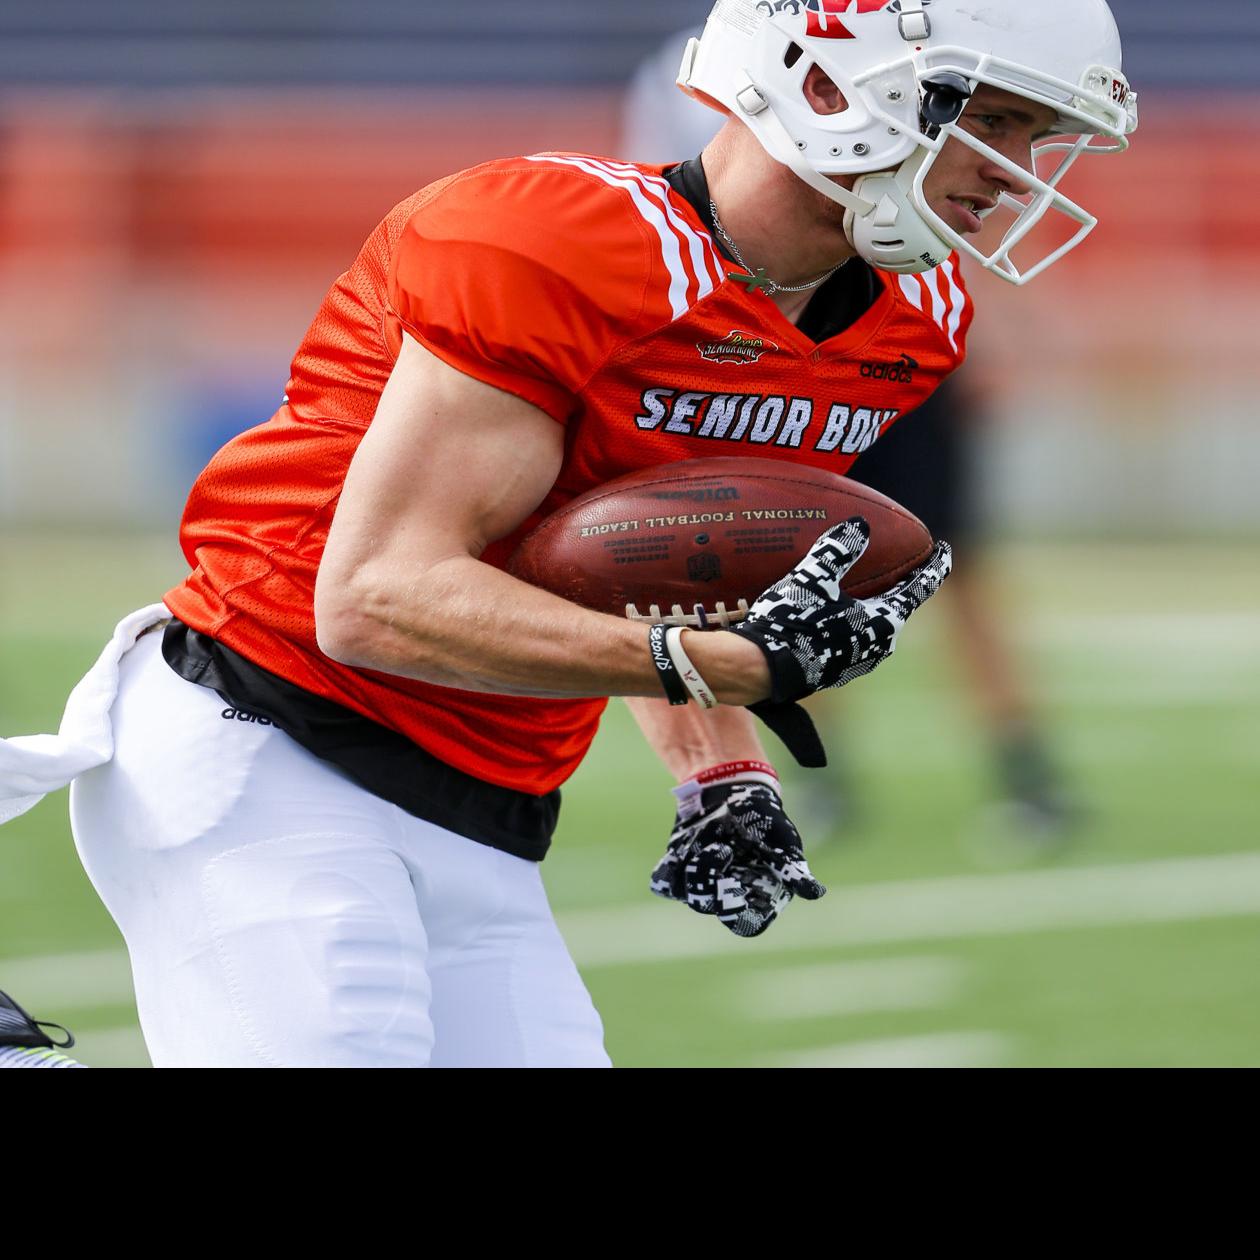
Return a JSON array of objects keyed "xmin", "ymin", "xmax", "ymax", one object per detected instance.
[{"xmin": 164, "ymin": 156, "xmax": 878, "ymax": 861}]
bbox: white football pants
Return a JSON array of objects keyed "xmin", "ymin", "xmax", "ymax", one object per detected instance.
[{"xmin": 69, "ymin": 631, "xmax": 609, "ymax": 1067}]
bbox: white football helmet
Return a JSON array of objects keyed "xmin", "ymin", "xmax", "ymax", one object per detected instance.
[{"xmin": 678, "ymin": 0, "xmax": 1138, "ymax": 284}]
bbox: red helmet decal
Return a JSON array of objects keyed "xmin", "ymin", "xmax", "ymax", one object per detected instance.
[
  {"xmin": 757, "ymin": 1, "xmax": 894, "ymax": 41},
  {"xmin": 806, "ymin": 0, "xmax": 894, "ymax": 40}
]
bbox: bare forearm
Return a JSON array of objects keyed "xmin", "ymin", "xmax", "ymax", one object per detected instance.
[
  {"xmin": 315, "ymin": 339, "xmax": 770, "ymax": 703},
  {"xmin": 318, "ymin": 552, "xmax": 770, "ymax": 704},
  {"xmin": 625, "ymin": 694, "xmax": 770, "ymax": 782}
]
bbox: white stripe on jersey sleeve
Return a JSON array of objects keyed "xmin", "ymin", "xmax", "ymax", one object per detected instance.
[
  {"xmin": 595, "ymin": 158, "xmax": 726, "ymax": 296},
  {"xmin": 939, "ymin": 258, "xmax": 966, "ymax": 353},
  {"xmin": 899, "ymin": 266, "xmax": 966, "ymax": 355},
  {"xmin": 923, "ymin": 264, "xmax": 948, "ymax": 331},
  {"xmin": 898, "ymin": 273, "xmax": 926, "ymax": 310},
  {"xmin": 524, "ymin": 153, "xmax": 694, "ymax": 320}
]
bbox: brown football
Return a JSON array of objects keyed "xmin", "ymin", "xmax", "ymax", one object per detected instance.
[{"xmin": 508, "ymin": 456, "xmax": 933, "ymax": 625}]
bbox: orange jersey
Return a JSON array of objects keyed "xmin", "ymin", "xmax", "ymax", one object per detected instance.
[{"xmin": 166, "ymin": 154, "xmax": 972, "ymax": 795}]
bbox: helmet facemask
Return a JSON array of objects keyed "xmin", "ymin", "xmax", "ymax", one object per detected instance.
[{"xmin": 892, "ymin": 53, "xmax": 1138, "ymax": 284}]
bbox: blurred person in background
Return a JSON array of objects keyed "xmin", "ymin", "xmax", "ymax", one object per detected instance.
[
  {"xmin": 622, "ymin": 17, "xmax": 1084, "ymax": 846},
  {"xmin": 0, "ymin": 0, "xmax": 1134, "ymax": 1066}
]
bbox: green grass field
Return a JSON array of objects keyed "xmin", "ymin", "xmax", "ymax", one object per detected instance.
[{"xmin": 2, "ymin": 532, "xmax": 1258, "ymax": 1067}]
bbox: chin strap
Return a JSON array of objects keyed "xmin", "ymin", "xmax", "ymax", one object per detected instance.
[{"xmin": 845, "ymin": 152, "xmax": 952, "ymax": 273}]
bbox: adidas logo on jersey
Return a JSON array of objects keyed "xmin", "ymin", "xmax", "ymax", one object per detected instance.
[
  {"xmin": 860, "ymin": 354, "xmax": 918, "ymax": 384},
  {"xmin": 221, "ymin": 708, "xmax": 274, "ymax": 726}
]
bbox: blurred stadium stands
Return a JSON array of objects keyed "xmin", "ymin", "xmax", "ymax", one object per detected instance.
[
  {"xmin": 0, "ymin": 0, "xmax": 1257, "ymax": 530},
  {"xmin": 0, "ymin": 1, "xmax": 1252, "ymax": 88},
  {"xmin": 2, "ymin": 1, "xmax": 719, "ymax": 87}
]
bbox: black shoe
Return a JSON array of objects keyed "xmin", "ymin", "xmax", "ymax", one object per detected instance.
[{"xmin": 994, "ymin": 731, "xmax": 1086, "ymax": 843}]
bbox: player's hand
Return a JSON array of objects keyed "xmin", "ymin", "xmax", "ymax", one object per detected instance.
[
  {"xmin": 735, "ymin": 517, "xmax": 952, "ymax": 700},
  {"xmin": 732, "ymin": 518, "xmax": 951, "ymax": 767},
  {"xmin": 649, "ymin": 762, "xmax": 825, "ymax": 939}
]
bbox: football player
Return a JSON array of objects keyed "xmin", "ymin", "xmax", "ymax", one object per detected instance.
[
  {"xmin": 0, "ymin": 0, "xmax": 1135, "ymax": 1066},
  {"xmin": 622, "ymin": 23, "xmax": 1084, "ymax": 845}
]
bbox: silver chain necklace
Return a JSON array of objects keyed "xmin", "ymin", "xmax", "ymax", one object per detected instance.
[{"xmin": 709, "ymin": 199, "xmax": 845, "ymax": 296}]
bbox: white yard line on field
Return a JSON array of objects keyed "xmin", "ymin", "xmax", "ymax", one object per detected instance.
[
  {"xmin": 558, "ymin": 851, "xmax": 1260, "ymax": 968},
  {"xmin": 1030, "ymin": 612, "xmax": 1260, "ymax": 651},
  {"xmin": 765, "ymin": 1030, "xmax": 1012, "ymax": 1069},
  {"xmin": 737, "ymin": 956, "xmax": 966, "ymax": 1020}
]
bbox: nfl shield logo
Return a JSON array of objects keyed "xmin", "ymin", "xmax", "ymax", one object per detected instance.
[{"xmin": 687, "ymin": 554, "xmax": 722, "ymax": 583}]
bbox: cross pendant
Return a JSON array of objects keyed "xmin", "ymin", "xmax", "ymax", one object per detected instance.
[{"xmin": 729, "ymin": 267, "xmax": 774, "ymax": 295}]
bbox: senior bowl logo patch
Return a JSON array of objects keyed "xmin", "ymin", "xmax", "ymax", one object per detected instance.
[{"xmin": 697, "ymin": 330, "xmax": 778, "ymax": 365}]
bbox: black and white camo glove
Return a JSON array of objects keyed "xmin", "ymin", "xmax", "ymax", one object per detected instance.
[
  {"xmin": 734, "ymin": 517, "xmax": 953, "ymax": 767},
  {"xmin": 650, "ymin": 761, "xmax": 825, "ymax": 939}
]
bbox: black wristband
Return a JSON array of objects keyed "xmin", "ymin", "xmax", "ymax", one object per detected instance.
[{"xmin": 648, "ymin": 623, "xmax": 689, "ymax": 706}]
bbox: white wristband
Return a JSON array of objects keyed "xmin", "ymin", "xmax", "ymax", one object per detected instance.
[{"xmin": 664, "ymin": 627, "xmax": 718, "ymax": 710}]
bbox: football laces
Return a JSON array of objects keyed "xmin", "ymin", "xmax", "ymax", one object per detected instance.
[{"xmin": 625, "ymin": 600, "xmax": 750, "ymax": 630}]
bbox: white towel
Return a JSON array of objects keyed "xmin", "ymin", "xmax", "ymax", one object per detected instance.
[{"xmin": 0, "ymin": 603, "xmax": 172, "ymax": 825}]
